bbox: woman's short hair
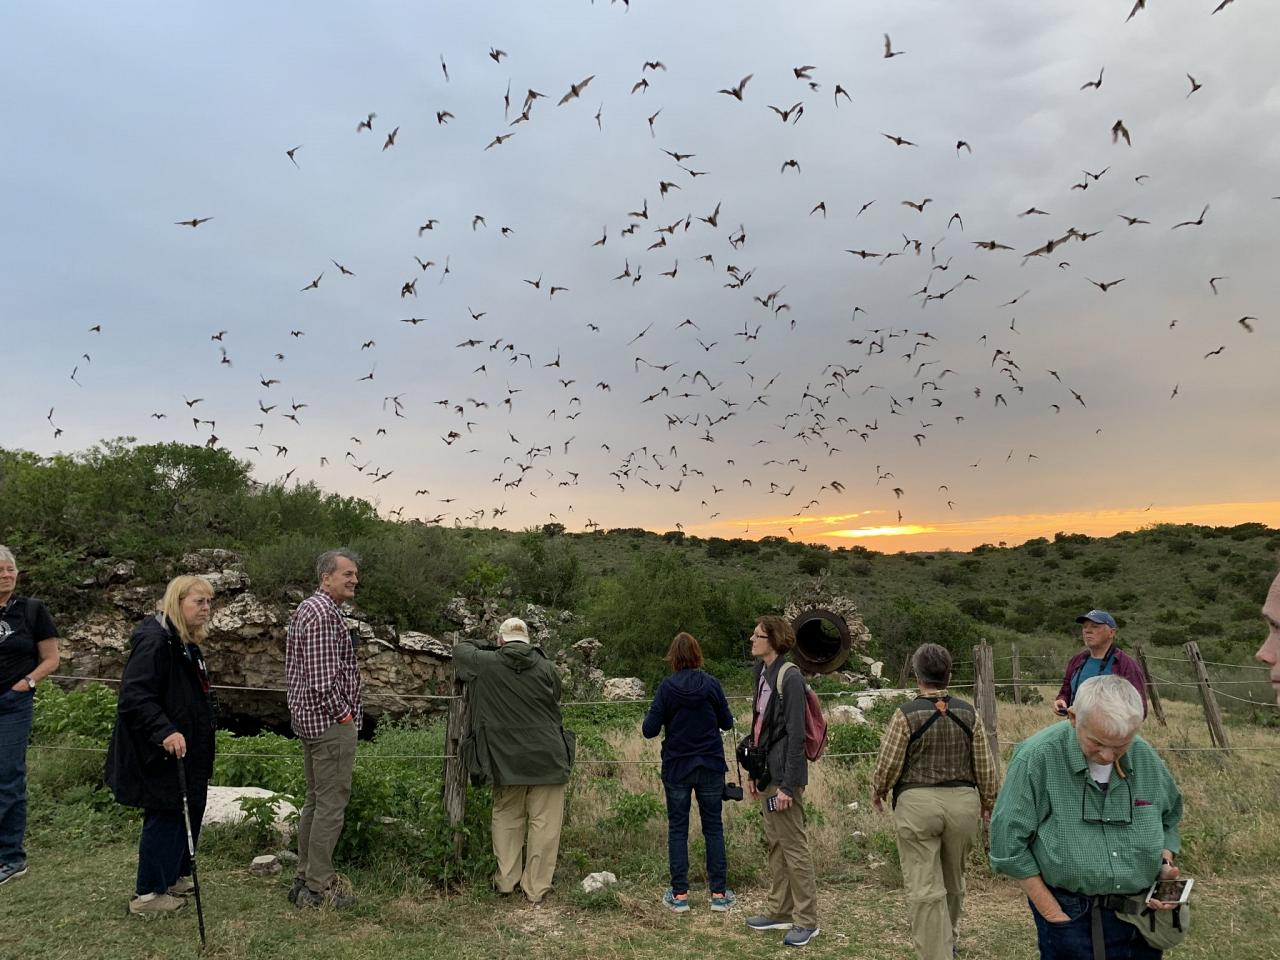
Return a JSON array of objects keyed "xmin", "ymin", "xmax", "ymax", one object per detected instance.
[
  {"xmin": 664, "ymin": 632, "xmax": 704, "ymax": 671},
  {"xmin": 1073, "ymin": 675, "xmax": 1144, "ymax": 738},
  {"xmin": 316, "ymin": 548, "xmax": 360, "ymax": 583},
  {"xmin": 160, "ymin": 575, "xmax": 214, "ymax": 646},
  {"xmin": 0, "ymin": 545, "xmax": 16, "ymax": 569},
  {"xmin": 912, "ymin": 643, "xmax": 952, "ymax": 687},
  {"xmin": 756, "ymin": 615, "xmax": 796, "ymax": 655}
]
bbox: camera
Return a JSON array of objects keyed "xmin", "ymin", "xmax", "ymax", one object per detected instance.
[
  {"xmin": 722, "ymin": 781, "xmax": 744, "ymax": 802},
  {"xmin": 735, "ymin": 740, "xmax": 771, "ymax": 789}
]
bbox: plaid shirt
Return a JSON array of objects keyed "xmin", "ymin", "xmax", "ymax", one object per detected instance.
[
  {"xmin": 871, "ymin": 690, "xmax": 1000, "ymax": 810},
  {"xmin": 285, "ymin": 590, "xmax": 362, "ymax": 739}
]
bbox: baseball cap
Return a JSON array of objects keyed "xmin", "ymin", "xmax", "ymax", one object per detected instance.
[
  {"xmin": 1075, "ymin": 609, "xmax": 1117, "ymax": 629},
  {"xmin": 499, "ymin": 617, "xmax": 530, "ymax": 642}
]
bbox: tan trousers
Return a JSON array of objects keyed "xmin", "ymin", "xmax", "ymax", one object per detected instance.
[
  {"xmin": 892, "ymin": 786, "xmax": 981, "ymax": 960},
  {"xmin": 492, "ymin": 783, "xmax": 566, "ymax": 903},
  {"xmin": 297, "ymin": 721, "xmax": 357, "ymax": 892},
  {"xmin": 760, "ymin": 784, "xmax": 819, "ymax": 929}
]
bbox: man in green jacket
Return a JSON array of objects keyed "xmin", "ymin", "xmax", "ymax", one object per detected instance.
[{"xmin": 454, "ymin": 617, "xmax": 575, "ymax": 904}]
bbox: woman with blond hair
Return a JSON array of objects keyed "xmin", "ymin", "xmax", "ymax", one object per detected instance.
[
  {"xmin": 642, "ymin": 631, "xmax": 735, "ymax": 913},
  {"xmin": 105, "ymin": 575, "xmax": 216, "ymax": 916}
]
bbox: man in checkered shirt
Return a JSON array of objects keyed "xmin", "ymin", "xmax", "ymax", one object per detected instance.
[{"xmin": 285, "ymin": 549, "xmax": 363, "ymax": 909}]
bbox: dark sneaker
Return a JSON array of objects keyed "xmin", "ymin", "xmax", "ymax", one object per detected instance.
[
  {"xmin": 129, "ymin": 892, "xmax": 186, "ymax": 916},
  {"xmin": 296, "ymin": 886, "xmax": 356, "ymax": 910},
  {"xmin": 663, "ymin": 888, "xmax": 690, "ymax": 913},
  {"xmin": 710, "ymin": 890, "xmax": 736, "ymax": 912},
  {"xmin": 746, "ymin": 915, "xmax": 792, "ymax": 931},
  {"xmin": 287, "ymin": 877, "xmax": 305, "ymax": 904},
  {"xmin": 783, "ymin": 926, "xmax": 820, "ymax": 947},
  {"xmin": 0, "ymin": 863, "xmax": 29, "ymax": 885},
  {"xmin": 166, "ymin": 877, "xmax": 195, "ymax": 897}
]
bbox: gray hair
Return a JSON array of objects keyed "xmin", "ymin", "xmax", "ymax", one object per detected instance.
[
  {"xmin": 316, "ymin": 548, "xmax": 360, "ymax": 582},
  {"xmin": 911, "ymin": 643, "xmax": 952, "ymax": 687},
  {"xmin": 1073, "ymin": 675, "xmax": 1144, "ymax": 738},
  {"xmin": 0, "ymin": 545, "xmax": 15, "ymax": 568}
]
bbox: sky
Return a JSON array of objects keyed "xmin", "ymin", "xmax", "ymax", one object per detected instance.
[{"xmin": 3, "ymin": 0, "xmax": 1279, "ymax": 551}]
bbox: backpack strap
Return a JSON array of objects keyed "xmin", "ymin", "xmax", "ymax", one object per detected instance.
[{"xmin": 906, "ymin": 696, "xmax": 974, "ymax": 745}]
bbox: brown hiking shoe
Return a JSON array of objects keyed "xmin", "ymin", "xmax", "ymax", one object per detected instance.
[
  {"xmin": 167, "ymin": 877, "xmax": 196, "ymax": 896},
  {"xmin": 129, "ymin": 892, "xmax": 187, "ymax": 916}
]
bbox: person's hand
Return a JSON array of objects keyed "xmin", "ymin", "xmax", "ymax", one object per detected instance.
[
  {"xmin": 10, "ymin": 680, "xmax": 30, "ymax": 692},
  {"xmin": 747, "ymin": 781, "xmax": 758, "ymax": 799},
  {"xmin": 872, "ymin": 795, "xmax": 885, "ymax": 814},
  {"xmin": 161, "ymin": 732, "xmax": 187, "ymax": 758},
  {"xmin": 982, "ymin": 807, "xmax": 992, "ymax": 825},
  {"xmin": 1042, "ymin": 910, "xmax": 1072, "ymax": 923},
  {"xmin": 773, "ymin": 790, "xmax": 793, "ymax": 811},
  {"xmin": 338, "ymin": 712, "xmax": 352, "ymax": 725},
  {"xmin": 1053, "ymin": 698, "xmax": 1068, "ymax": 715}
]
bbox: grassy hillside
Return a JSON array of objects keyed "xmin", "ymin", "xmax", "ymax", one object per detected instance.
[{"xmin": 2, "ymin": 441, "xmax": 1276, "ymax": 708}]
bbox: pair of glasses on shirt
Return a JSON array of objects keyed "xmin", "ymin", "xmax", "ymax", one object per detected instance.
[{"xmin": 1081, "ymin": 776, "xmax": 1133, "ymax": 826}]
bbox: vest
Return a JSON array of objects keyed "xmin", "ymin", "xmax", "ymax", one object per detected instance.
[{"xmin": 892, "ymin": 694, "xmax": 978, "ymax": 804}]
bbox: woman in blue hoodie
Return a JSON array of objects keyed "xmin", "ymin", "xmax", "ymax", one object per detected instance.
[{"xmin": 642, "ymin": 631, "xmax": 735, "ymax": 912}]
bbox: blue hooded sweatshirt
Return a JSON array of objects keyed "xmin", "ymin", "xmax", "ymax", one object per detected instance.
[{"xmin": 642, "ymin": 668, "xmax": 734, "ymax": 783}]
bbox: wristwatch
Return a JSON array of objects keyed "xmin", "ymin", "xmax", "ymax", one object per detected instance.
[{"xmin": 24, "ymin": 676, "xmax": 36, "ymax": 690}]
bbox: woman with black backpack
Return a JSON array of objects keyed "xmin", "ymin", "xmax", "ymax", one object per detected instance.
[{"xmin": 642, "ymin": 631, "xmax": 736, "ymax": 914}]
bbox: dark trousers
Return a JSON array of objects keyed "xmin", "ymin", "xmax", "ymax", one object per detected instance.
[
  {"xmin": 136, "ymin": 791, "xmax": 205, "ymax": 896},
  {"xmin": 0, "ymin": 688, "xmax": 35, "ymax": 867},
  {"xmin": 1031, "ymin": 888, "xmax": 1161, "ymax": 960},
  {"xmin": 663, "ymin": 766, "xmax": 727, "ymax": 894}
]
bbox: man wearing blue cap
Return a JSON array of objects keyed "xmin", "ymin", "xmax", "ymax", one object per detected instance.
[{"xmin": 1053, "ymin": 611, "xmax": 1147, "ymax": 718}]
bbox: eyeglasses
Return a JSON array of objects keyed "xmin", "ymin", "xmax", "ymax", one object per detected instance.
[{"xmin": 1081, "ymin": 776, "xmax": 1133, "ymax": 826}]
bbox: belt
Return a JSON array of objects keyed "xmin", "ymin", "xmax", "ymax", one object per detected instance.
[{"xmin": 1088, "ymin": 892, "xmax": 1147, "ymax": 960}]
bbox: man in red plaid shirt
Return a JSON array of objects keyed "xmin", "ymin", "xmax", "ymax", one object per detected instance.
[{"xmin": 285, "ymin": 549, "xmax": 362, "ymax": 909}]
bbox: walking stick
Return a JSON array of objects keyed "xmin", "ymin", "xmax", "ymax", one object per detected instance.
[{"xmin": 176, "ymin": 758, "xmax": 207, "ymax": 949}]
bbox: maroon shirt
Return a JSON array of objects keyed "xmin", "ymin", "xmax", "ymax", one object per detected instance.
[
  {"xmin": 1056, "ymin": 645, "xmax": 1148, "ymax": 717},
  {"xmin": 285, "ymin": 591, "xmax": 362, "ymax": 738}
]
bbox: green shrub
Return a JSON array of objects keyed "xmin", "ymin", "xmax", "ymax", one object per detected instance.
[
  {"xmin": 33, "ymin": 683, "xmax": 118, "ymax": 742},
  {"xmin": 825, "ymin": 720, "xmax": 882, "ymax": 762}
]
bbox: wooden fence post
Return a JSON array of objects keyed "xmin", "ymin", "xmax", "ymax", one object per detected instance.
[
  {"xmin": 443, "ymin": 678, "xmax": 471, "ymax": 858},
  {"xmin": 1134, "ymin": 641, "xmax": 1166, "ymax": 727},
  {"xmin": 973, "ymin": 640, "xmax": 1001, "ymax": 776},
  {"xmin": 1183, "ymin": 641, "xmax": 1230, "ymax": 753},
  {"xmin": 1011, "ymin": 643, "xmax": 1022, "ymax": 706}
]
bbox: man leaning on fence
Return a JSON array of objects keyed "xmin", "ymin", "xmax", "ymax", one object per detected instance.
[
  {"xmin": 454, "ymin": 617, "xmax": 575, "ymax": 905},
  {"xmin": 990, "ymin": 675, "xmax": 1185, "ymax": 960},
  {"xmin": 285, "ymin": 549, "xmax": 363, "ymax": 910},
  {"xmin": 871, "ymin": 643, "xmax": 999, "ymax": 960}
]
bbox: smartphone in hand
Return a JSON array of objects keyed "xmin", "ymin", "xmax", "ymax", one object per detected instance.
[
  {"xmin": 1146, "ymin": 877, "xmax": 1193, "ymax": 906},
  {"xmin": 766, "ymin": 795, "xmax": 778, "ymax": 813}
]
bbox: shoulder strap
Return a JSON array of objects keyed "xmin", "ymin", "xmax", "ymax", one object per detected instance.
[
  {"xmin": 775, "ymin": 660, "xmax": 795, "ymax": 701},
  {"xmin": 907, "ymin": 696, "xmax": 974, "ymax": 744}
]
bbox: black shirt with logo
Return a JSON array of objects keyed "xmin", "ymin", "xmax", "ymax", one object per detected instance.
[{"xmin": 0, "ymin": 596, "xmax": 58, "ymax": 690}]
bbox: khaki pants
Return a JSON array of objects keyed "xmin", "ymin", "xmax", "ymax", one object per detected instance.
[
  {"xmin": 492, "ymin": 783, "xmax": 566, "ymax": 903},
  {"xmin": 892, "ymin": 786, "xmax": 981, "ymax": 960},
  {"xmin": 297, "ymin": 721, "xmax": 357, "ymax": 892},
  {"xmin": 760, "ymin": 784, "xmax": 818, "ymax": 929}
]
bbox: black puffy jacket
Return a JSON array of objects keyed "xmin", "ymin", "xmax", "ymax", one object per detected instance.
[{"xmin": 104, "ymin": 615, "xmax": 215, "ymax": 810}]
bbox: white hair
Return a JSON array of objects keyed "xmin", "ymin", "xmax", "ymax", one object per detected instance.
[
  {"xmin": 0, "ymin": 545, "xmax": 15, "ymax": 568},
  {"xmin": 1074, "ymin": 675, "xmax": 1144, "ymax": 738}
]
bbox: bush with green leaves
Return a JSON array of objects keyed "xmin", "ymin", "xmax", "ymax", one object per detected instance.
[
  {"xmin": 496, "ymin": 528, "xmax": 581, "ymax": 608},
  {"xmin": 581, "ymin": 552, "xmax": 773, "ymax": 683},
  {"xmin": 33, "ymin": 682, "xmax": 118, "ymax": 742}
]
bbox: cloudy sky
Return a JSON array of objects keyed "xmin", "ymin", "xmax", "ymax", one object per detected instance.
[{"xmin": 4, "ymin": 0, "xmax": 1278, "ymax": 550}]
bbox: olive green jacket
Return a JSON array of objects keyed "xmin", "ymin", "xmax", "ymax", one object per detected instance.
[{"xmin": 453, "ymin": 639, "xmax": 576, "ymax": 786}]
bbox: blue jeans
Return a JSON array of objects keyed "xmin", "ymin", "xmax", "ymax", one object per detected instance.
[
  {"xmin": 136, "ymin": 791, "xmax": 205, "ymax": 896},
  {"xmin": 0, "ymin": 687, "xmax": 35, "ymax": 867},
  {"xmin": 1031, "ymin": 888, "xmax": 1161, "ymax": 959},
  {"xmin": 663, "ymin": 767, "xmax": 727, "ymax": 894}
]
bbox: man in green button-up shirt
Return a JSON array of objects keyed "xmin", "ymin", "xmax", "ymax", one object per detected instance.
[{"xmin": 990, "ymin": 675, "xmax": 1184, "ymax": 958}]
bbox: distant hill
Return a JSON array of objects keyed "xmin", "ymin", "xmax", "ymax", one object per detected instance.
[{"xmin": 3, "ymin": 441, "xmax": 1275, "ymax": 708}]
